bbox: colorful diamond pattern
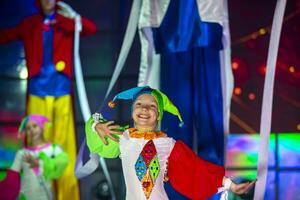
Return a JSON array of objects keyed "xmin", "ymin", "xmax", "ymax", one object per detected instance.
[
  {"xmin": 141, "ymin": 171, "xmax": 154, "ymax": 199},
  {"xmin": 141, "ymin": 140, "xmax": 157, "ymax": 166},
  {"xmin": 135, "ymin": 155, "xmax": 147, "ymax": 181},
  {"xmin": 149, "ymin": 155, "xmax": 160, "ymax": 182},
  {"xmin": 134, "ymin": 140, "xmax": 160, "ymax": 199}
]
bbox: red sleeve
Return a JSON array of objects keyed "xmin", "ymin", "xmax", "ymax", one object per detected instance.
[
  {"xmin": 0, "ymin": 21, "xmax": 24, "ymax": 44},
  {"xmin": 0, "ymin": 169, "xmax": 21, "ymax": 200},
  {"xmin": 168, "ymin": 140, "xmax": 225, "ymax": 200},
  {"xmin": 55, "ymin": 14, "xmax": 97, "ymax": 36},
  {"xmin": 80, "ymin": 16, "xmax": 97, "ymax": 36}
]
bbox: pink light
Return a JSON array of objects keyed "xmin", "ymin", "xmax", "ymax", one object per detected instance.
[
  {"xmin": 248, "ymin": 93, "xmax": 256, "ymax": 100},
  {"xmin": 232, "ymin": 61, "xmax": 239, "ymax": 70}
]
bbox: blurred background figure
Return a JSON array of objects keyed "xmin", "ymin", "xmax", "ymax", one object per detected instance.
[
  {"xmin": 0, "ymin": 0, "xmax": 97, "ymax": 199},
  {"xmin": 0, "ymin": 114, "xmax": 68, "ymax": 200}
]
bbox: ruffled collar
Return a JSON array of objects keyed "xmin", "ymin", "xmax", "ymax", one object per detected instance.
[
  {"xmin": 24, "ymin": 142, "xmax": 51, "ymax": 151},
  {"xmin": 128, "ymin": 128, "xmax": 166, "ymax": 140}
]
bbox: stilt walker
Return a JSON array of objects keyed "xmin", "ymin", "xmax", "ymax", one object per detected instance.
[{"xmin": 0, "ymin": 0, "xmax": 98, "ymax": 199}]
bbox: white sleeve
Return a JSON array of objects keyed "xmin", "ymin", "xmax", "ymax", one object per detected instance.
[
  {"xmin": 196, "ymin": 0, "xmax": 226, "ymax": 25},
  {"xmin": 10, "ymin": 150, "xmax": 24, "ymax": 172},
  {"xmin": 53, "ymin": 144, "xmax": 63, "ymax": 156},
  {"xmin": 91, "ymin": 121, "xmax": 99, "ymax": 133},
  {"xmin": 91, "ymin": 112, "xmax": 104, "ymax": 132}
]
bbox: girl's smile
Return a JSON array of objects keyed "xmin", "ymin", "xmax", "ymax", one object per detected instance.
[{"xmin": 132, "ymin": 94, "xmax": 159, "ymax": 131}]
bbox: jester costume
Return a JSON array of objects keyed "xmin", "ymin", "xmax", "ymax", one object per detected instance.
[
  {"xmin": 0, "ymin": 115, "xmax": 68, "ymax": 200},
  {"xmin": 86, "ymin": 86, "xmax": 226, "ymax": 200},
  {"xmin": 0, "ymin": 1, "xmax": 97, "ymax": 199}
]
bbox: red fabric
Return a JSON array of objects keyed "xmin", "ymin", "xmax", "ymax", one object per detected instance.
[
  {"xmin": 0, "ymin": 169, "xmax": 21, "ymax": 200},
  {"xmin": 168, "ymin": 140, "xmax": 225, "ymax": 200},
  {"xmin": 0, "ymin": 13, "xmax": 97, "ymax": 78}
]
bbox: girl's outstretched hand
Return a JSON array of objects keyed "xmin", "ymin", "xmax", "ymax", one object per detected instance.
[
  {"xmin": 230, "ymin": 179, "xmax": 256, "ymax": 195},
  {"xmin": 95, "ymin": 121, "xmax": 123, "ymax": 145}
]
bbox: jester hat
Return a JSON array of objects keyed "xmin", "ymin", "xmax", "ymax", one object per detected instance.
[
  {"xmin": 18, "ymin": 114, "xmax": 51, "ymax": 135},
  {"xmin": 109, "ymin": 86, "xmax": 184, "ymax": 127}
]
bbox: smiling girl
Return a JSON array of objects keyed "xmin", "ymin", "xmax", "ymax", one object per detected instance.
[{"xmin": 86, "ymin": 86, "xmax": 255, "ymax": 200}]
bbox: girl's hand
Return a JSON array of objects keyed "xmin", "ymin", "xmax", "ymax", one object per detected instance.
[
  {"xmin": 95, "ymin": 121, "xmax": 123, "ymax": 145},
  {"xmin": 57, "ymin": 1, "xmax": 77, "ymax": 19},
  {"xmin": 23, "ymin": 153, "xmax": 39, "ymax": 168},
  {"xmin": 230, "ymin": 179, "xmax": 256, "ymax": 195}
]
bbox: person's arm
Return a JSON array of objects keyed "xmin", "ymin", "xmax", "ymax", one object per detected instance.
[
  {"xmin": 86, "ymin": 114, "xmax": 122, "ymax": 158},
  {"xmin": 0, "ymin": 21, "xmax": 24, "ymax": 44},
  {"xmin": 0, "ymin": 150, "xmax": 23, "ymax": 199},
  {"xmin": 38, "ymin": 145, "xmax": 68, "ymax": 180},
  {"xmin": 55, "ymin": 2, "xmax": 97, "ymax": 36},
  {"xmin": 167, "ymin": 140, "xmax": 225, "ymax": 199},
  {"xmin": 167, "ymin": 141, "xmax": 256, "ymax": 199},
  {"xmin": 55, "ymin": 14, "xmax": 97, "ymax": 35},
  {"xmin": 0, "ymin": 170, "xmax": 21, "ymax": 200},
  {"xmin": 80, "ymin": 16, "xmax": 97, "ymax": 36},
  {"xmin": 224, "ymin": 177, "xmax": 256, "ymax": 196}
]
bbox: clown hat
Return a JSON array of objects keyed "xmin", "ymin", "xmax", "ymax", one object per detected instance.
[
  {"xmin": 18, "ymin": 114, "xmax": 51, "ymax": 135},
  {"xmin": 108, "ymin": 86, "xmax": 184, "ymax": 127}
]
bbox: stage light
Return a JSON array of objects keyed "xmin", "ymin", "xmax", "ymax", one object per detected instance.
[
  {"xmin": 297, "ymin": 124, "xmax": 300, "ymax": 131},
  {"xmin": 258, "ymin": 65, "xmax": 267, "ymax": 75},
  {"xmin": 231, "ymin": 57, "xmax": 250, "ymax": 84},
  {"xmin": 234, "ymin": 87, "xmax": 242, "ymax": 95},
  {"xmin": 248, "ymin": 93, "xmax": 256, "ymax": 100},
  {"xmin": 259, "ymin": 28, "xmax": 267, "ymax": 35},
  {"xmin": 232, "ymin": 61, "xmax": 239, "ymax": 70},
  {"xmin": 289, "ymin": 66, "xmax": 295, "ymax": 73}
]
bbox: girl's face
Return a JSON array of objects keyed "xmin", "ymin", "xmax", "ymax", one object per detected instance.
[
  {"xmin": 25, "ymin": 121, "xmax": 43, "ymax": 142},
  {"xmin": 132, "ymin": 94, "xmax": 159, "ymax": 131}
]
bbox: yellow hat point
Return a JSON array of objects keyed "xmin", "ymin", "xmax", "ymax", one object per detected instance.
[
  {"xmin": 108, "ymin": 101, "xmax": 116, "ymax": 108},
  {"xmin": 56, "ymin": 61, "xmax": 65, "ymax": 71}
]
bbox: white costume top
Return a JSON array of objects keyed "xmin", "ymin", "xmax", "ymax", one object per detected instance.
[
  {"xmin": 10, "ymin": 143, "xmax": 63, "ymax": 200},
  {"xmin": 119, "ymin": 130, "xmax": 175, "ymax": 200}
]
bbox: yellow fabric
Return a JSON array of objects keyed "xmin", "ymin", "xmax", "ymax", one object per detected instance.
[{"xmin": 27, "ymin": 95, "xmax": 79, "ymax": 200}]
